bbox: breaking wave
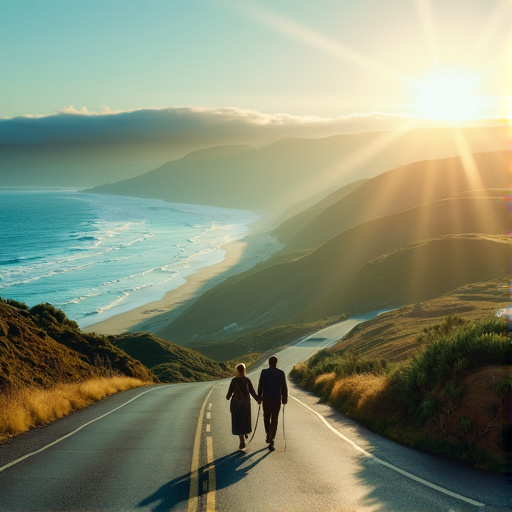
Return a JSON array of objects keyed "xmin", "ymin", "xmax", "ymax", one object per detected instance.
[{"xmin": 0, "ymin": 190, "xmax": 258, "ymax": 327}]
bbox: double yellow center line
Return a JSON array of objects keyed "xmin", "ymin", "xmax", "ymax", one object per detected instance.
[{"xmin": 188, "ymin": 384, "xmax": 217, "ymax": 512}]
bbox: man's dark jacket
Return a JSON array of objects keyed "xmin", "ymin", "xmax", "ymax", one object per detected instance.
[{"xmin": 258, "ymin": 367, "xmax": 288, "ymax": 404}]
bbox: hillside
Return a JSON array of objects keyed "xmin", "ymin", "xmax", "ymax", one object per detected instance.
[
  {"xmin": 110, "ymin": 332, "xmax": 231, "ymax": 382},
  {"xmin": 87, "ymin": 127, "xmax": 509, "ymax": 217},
  {"xmin": 273, "ymin": 178, "xmax": 369, "ymax": 244},
  {"xmin": 301, "ymin": 234, "xmax": 509, "ymax": 320},
  {"xmin": 328, "ymin": 280, "xmax": 509, "ymax": 362},
  {"xmin": 157, "ymin": 150, "xmax": 510, "ymax": 346},
  {"xmin": 0, "ymin": 299, "xmax": 156, "ymax": 391},
  {"xmin": 274, "ymin": 150, "xmax": 510, "ymax": 251}
]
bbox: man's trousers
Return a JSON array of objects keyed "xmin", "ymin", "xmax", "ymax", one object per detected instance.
[{"xmin": 262, "ymin": 398, "xmax": 282, "ymax": 441}]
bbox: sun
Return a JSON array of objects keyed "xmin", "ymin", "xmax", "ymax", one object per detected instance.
[{"xmin": 415, "ymin": 70, "xmax": 483, "ymax": 121}]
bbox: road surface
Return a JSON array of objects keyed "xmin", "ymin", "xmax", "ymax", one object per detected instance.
[{"xmin": 0, "ymin": 315, "xmax": 510, "ymax": 511}]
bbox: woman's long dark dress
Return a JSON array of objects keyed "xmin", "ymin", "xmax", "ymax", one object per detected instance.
[{"xmin": 226, "ymin": 376, "xmax": 259, "ymax": 436}]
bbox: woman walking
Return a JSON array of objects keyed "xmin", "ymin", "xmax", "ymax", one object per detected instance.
[{"xmin": 226, "ymin": 363, "xmax": 260, "ymax": 449}]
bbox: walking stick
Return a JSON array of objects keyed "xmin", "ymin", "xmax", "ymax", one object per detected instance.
[
  {"xmin": 282, "ymin": 403, "xmax": 287, "ymax": 452},
  {"xmin": 247, "ymin": 402, "xmax": 261, "ymax": 445}
]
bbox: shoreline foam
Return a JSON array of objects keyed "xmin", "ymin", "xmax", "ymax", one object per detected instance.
[{"xmin": 82, "ymin": 229, "xmax": 281, "ymax": 336}]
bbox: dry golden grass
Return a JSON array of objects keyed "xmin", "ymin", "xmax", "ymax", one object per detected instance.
[
  {"xmin": 0, "ymin": 377, "xmax": 149, "ymax": 443},
  {"xmin": 329, "ymin": 373, "xmax": 388, "ymax": 417},
  {"xmin": 314, "ymin": 372, "xmax": 337, "ymax": 396}
]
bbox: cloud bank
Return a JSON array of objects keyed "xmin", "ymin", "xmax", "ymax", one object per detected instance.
[{"xmin": 1, "ymin": 106, "xmax": 503, "ymax": 150}]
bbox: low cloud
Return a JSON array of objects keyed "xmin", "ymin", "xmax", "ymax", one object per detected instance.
[{"xmin": 0, "ymin": 106, "xmax": 504, "ymax": 154}]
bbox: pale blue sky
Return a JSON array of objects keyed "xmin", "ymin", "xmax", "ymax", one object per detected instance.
[{"xmin": 1, "ymin": 0, "xmax": 510, "ymax": 120}]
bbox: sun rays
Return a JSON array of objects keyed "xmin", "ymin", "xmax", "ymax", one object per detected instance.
[
  {"xmin": 230, "ymin": 0, "xmax": 511, "ymax": 303},
  {"xmin": 231, "ymin": 0, "xmax": 412, "ymax": 87}
]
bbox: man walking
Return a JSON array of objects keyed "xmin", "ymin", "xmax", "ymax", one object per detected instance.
[{"xmin": 257, "ymin": 355, "xmax": 288, "ymax": 451}]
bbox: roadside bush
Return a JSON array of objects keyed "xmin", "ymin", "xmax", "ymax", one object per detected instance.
[
  {"xmin": 313, "ymin": 372, "xmax": 337, "ymax": 396},
  {"xmin": 393, "ymin": 316, "xmax": 509, "ymax": 419},
  {"xmin": 289, "ymin": 362, "xmax": 316, "ymax": 389},
  {"xmin": 298, "ymin": 349, "xmax": 391, "ymax": 380},
  {"xmin": 416, "ymin": 315, "xmax": 468, "ymax": 345}
]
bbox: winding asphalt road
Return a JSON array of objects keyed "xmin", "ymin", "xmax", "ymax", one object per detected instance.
[{"xmin": 0, "ymin": 315, "xmax": 510, "ymax": 511}]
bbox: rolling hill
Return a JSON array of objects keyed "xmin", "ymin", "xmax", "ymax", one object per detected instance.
[
  {"xmin": 0, "ymin": 299, "xmax": 233, "ymax": 391},
  {"xmin": 156, "ymin": 150, "xmax": 510, "ymax": 347},
  {"xmin": 273, "ymin": 150, "xmax": 510, "ymax": 251},
  {"xmin": 110, "ymin": 332, "xmax": 231, "ymax": 382},
  {"xmin": 0, "ymin": 300, "xmax": 156, "ymax": 391}
]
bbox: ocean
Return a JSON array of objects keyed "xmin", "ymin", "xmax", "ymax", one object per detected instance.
[{"xmin": 0, "ymin": 189, "xmax": 259, "ymax": 327}]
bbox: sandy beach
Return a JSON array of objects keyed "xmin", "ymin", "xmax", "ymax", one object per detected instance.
[{"xmin": 82, "ymin": 229, "xmax": 281, "ymax": 336}]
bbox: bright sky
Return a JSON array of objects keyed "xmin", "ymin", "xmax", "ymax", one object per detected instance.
[{"xmin": 1, "ymin": 0, "xmax": 510, "ymax": 120}]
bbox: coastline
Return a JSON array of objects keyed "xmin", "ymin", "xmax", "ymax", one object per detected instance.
[{"xmin": 82, "ymin": 229, "xmax": 281, "ymax": 336}]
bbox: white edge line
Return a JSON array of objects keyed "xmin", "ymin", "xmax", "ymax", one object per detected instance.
[
  {"xmin": 0, "ymin": 385, "xmax": 171, "ymax": 473},
  {"xmin": 290, "ymin": 394, "xmax": 485, "ymax": 508}
]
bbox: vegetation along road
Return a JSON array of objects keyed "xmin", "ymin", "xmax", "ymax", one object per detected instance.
[{"xmin": 0, "ymin": 315, "xmax": 510, "ymax": 511}]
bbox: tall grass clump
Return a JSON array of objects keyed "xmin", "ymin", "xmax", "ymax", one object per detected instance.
[
  {"xmin": 391, "ymin": 316, "xmax": 509, "ymax": 422},
  {"xmin": 0, "ymin": 377, "xmax": 149, "ymax": 442},
  {"xmin": 290, "ymin": 349, "xmax": 396, "ymax": 420},
  {"xmin": 290, "ymin": 349, "xmax": 392, "ymax": 386}
]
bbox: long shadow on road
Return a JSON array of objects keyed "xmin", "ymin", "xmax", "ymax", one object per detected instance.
[
  {"xmin": 321, "ymin": 409, "xmax": 511, "ymax": 511},
  {"xmin": 138, "ymin": 448, "xmax": 270, "ymax": 511}
]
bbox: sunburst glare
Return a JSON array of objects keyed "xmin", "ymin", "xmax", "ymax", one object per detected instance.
[{"xmin": 415, "ymin": 70, "xmax": 484, "ymax": 121}]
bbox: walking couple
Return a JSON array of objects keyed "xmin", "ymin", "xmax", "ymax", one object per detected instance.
[{"xmin": 226, "ymin": 356, "xmax": 288, "ymax": 451}]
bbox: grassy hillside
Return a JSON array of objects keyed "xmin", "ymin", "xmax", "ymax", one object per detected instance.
[
  {"xmin": 0, "ymin": 299, "xmax": 156, "ymax": 391},
  {"xmin": 0, "ymin": 298, "xmax": 159, "ymax": 442},
  {"xmin": 0, "ymin": 299, "xmax": 234, "ymax": 441},
  {"xmin": 179, "ymin": 277, "xmax": 506, "ymax": 363},
  {"xmin": 158, "ymin": 150, "xmax": 509, "ymax": 344},
  {"xmin": 272, "ymin": 179, "xmax": 369, "ymax": 243},
  {"xmin": 328, "ymin": 280, "xmax": 509, "ymax": 361},
  {"xmin": 87, "ymin": 128, "xmax": 509, "ymax": 217},
  {"xmin": 290, "ymin": 297, "xmax": 511, "ymax": 472},
  {"xmin": 276, "ymin": 150, "xmax": 509, "ymax": 251},
  {"xmin": 110, "ymin": 332, "xmax": 231, "ymax": 382},
  {"xmin": 301, "ymin": 234, "xmax": 509, "ymax": 320}
]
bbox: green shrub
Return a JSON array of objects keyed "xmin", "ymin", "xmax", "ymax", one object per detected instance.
[
  {"xmin": 1, "ymin": 298, "xmax": 29, "ymax": 311},
  {"xmin": 296, "ymin": 349, "xmax": 392, "ymax": 382},
  {"xmin": 289, "ymin": 362, "xmax": 317, "ymax": 389},
  {"xmin": 29, "ymin": 303, "xmax": 79, "ymax": 331},
  {"xmin": 391, "ymin": 316, "xmax": 509, "ymax": 418},
  {"xmin": 417, "ymin": 315, "xmax": 468, "ymax": 345}
]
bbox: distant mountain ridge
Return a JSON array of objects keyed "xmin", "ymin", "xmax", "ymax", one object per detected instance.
[
  {"xmin": 156, "ymin": 150, "xmax": 510, "ymax": 345},
  {"xmin": 87, "ymin": 127, "xmax": 509, "ymax": 217}
]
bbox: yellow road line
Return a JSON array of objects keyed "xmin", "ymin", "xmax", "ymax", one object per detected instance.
[
  {"xmin": 206, "ymin": 435, "xmax": 216, "ymax": 512},
  {"xmin": 188, "ymin": 385, "xmax": 217, "ymax": 512}
]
